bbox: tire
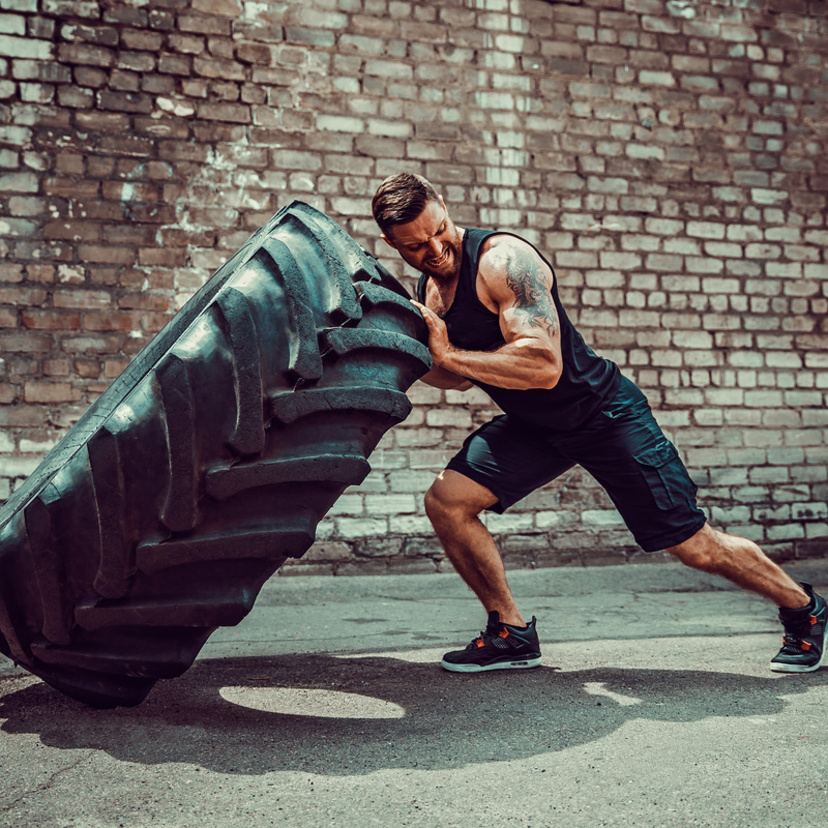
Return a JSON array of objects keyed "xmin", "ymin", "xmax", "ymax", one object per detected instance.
[{"xmin": 0, "ymin": 201, "xmax": 431, "ymax": 707}]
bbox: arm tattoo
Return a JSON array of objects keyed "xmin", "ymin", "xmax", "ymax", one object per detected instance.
[{"xmin": 503, "ymin": 249, "xmax": 559, "ymax": 337}]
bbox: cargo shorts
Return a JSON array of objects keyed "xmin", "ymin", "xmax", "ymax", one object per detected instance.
[{"xmin": 445, "ymin": 376, "xmax": 707, "ymax": 552}]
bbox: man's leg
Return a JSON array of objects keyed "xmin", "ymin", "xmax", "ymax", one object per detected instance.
[
  {"xmin": 667, "ymin": 522, "xmax": 809, "ymax": 609},
  {"xmin": 424, "ymin": 469, "xmax": 526, "ymax": 626}
]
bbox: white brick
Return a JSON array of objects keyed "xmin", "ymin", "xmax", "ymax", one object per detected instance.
[
  {"xmin": 365, "ymin": 494, "xmax": 417, "ymax": 514},
  {"xmin": 335, "ymin": 517, "xmax": 389, "ymax": 539},
  {"xmin": 581, "ymin": 509, "xmax": 625, "ymax": 526},
  {"xmin": 687, "ymin": 221, "xmax": 726, "ymax": 240},
  {"xmin": 0, "ymin": 34, "xmax": 53, "ymax": 60},
  {"xmin": 0, "ymin": 456, "xmax": 41, "ymax": 476},
  {"xmin": 316, "ymin": 114, "xmax": 365, "ymax": 133},
  {"xmin": 483, "ymin": 512, "xmax": 534, "ymax": 533},
  {"xmin": 388, "ymin": 514, "xmax": 433, "ymax": 534}
]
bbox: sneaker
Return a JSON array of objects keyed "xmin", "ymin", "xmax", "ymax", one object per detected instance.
[
  {"xmin": 441, "ymin": 611, "xmax": 542, "ymax": 673},
  {"xmin": 770, "ymin": 583, "xmax": 827, "ymax": 673}
]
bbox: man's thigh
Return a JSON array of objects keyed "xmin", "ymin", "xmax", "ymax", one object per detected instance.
[
  {"xmin": 569, "ymin": 395, "xmax": 707, "ymax": 552},
  {"xmin": 445, "ymin": 415, "xmax": 575, "ymax": 514}
]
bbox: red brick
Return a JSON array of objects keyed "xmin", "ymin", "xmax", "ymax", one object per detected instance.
[
  {"xmin": 42, "ymin": 177, "xmax": 100, "ymax": 198},
  {"xmin": 192, "ymin": 0, "xmax": 241, "ymax": 16},
  {"xmin": 60, "ymin": 22, "xmax": 119, "ymax": 47},
  {"xmin": 100, "ymin": 181, "xmax": 160, "ymax": 202},
  {"xmin": 57, "ymin": 43, "xmax": 115, "ymax": 67},
  {"xmin": 21, "ymin": 310, "xmax": 81, "ymax": 330},
  {"xmin": 192, "ymin": 122, "xmax": 246, "ymax": 142},
  {"xmin": 61, "ymin": 335, "xmax": 122, "ymax": 354},
  {"xmin": 76, "ymin": 245, "xmax": 137, "ymax": 266},
  {"xmin": 149, "ymin": 9, "xmax": 175, "ymax": 30},
  {"xmin": 120, "ymin": 29, "xmax": 164, "ymax": 51},
  {"xmin": 0, "ymin": 264, "xmax": 26, "ymax": 283},
  {"xmin": 138, "ymin": 248, "xmax": 187, "ymax": 267},
  {"xmin": 0, "ymin": 309, "xmax": 18, "ymax": 327},
  {"xmin": 97, "ymin": 134, "xmax": 155, "ymax": 157},
  {"xmin": 103, "ymin": 224, "xmax": 160, "ymax": 246},
  {"xmin": 43, "ymin": 358, "xmax": 72, "ymax": 377},
  {"xmin": 133, "ymin": 116, "xmax": 191, "ymax": 139},
  {"xmin": 73, "ymin": 359, "xmax": 102, "ymax": 379},
  {"xmin": 54, "ymin": 151, "xmax": 85, "ymax": 175},
  {"xmin": 26, "ymin": 264, "xmax": 56, "ymax": 283},
  {"xmin": 53, "ymin": 290, "xmax": 112, "ymax": 309},
  {"xmin": 169, "ymin": 33, "xmax": 205, "ymax": 54},
  {"xmin": 0, "ymin": 287, "xmax": 48, "ymax": 305},
  {"xmin": 97, "ymin": 90, "xmax": 153, "ymax": 113},
  {"xmin": 109, "ymin": 69, "xmax": 141, "ymax": 92},
  {"xmin": 192, "ymin": 56, "xmax": 245, "ymax": 80},
  {"xmin": 43, "ymin": 220, "xmax": 101, "ymax": 241},
  {"xmin": 158, "ymin": 141, "xmax": 211, "ymax": 162},
  {"xmin": 236, "ymin": 41, "xmax": 276, "ymax": 64},
  {"xmin": 0, "ymin": 405, "xmax": 50, "ymax": 427},
  {"xmin": 104, "ymin": 5, "xmax": 148, "ymax": 27},
  {"xmin": 158, "ymin": 54, "xmax": 192, "ymax": 75},
  {"xmin": 119, "ymin": 50, "xmax": 156, "ymax": 72},
  {"xmin": 55, "ymin": 84, "xmax": 94, "ymax": 107},
  {"xmin": 24, "ymin": 382, "xmax": 82, "ymax": 403},
  {"xmin": 103, "ymin": 358, "xmax": 130, "ymax": 378},
  {"xmin": 82, "ymin": 311, "xmax": 144, "ymax": 332},
  {"xmin": 117, "ymin": 293, "xmax": 171, "ymax": 311},
  {"xmin": 125, "ymin": 204, "xmax": 176, "ymax": 224},
  {"xmin": 179, "ymin": 14, "xmax": 232, "ymax": 36}
]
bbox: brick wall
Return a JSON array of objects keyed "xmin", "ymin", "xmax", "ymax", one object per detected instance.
[{"xmin": 0, "ymin": 0, "xmax": 826, "ymax": 574}]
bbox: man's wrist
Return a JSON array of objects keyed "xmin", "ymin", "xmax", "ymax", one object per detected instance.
[{"xmin": 435, "ymin": 346, "xmax": 458, "ymax": 372}]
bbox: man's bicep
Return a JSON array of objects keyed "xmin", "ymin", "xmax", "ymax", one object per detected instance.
[{"xmin": 484, "ymin": 244, "xmax": 560, "ymax": 345}]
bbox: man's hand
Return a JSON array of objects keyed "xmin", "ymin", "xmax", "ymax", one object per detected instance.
[
  {"xmin": 411, "ymin": 300, "xmax": 451, "ymax": 367},
  {"xmin": 410, "ymin": 300, "xmax": 472, "ymax": 390}
]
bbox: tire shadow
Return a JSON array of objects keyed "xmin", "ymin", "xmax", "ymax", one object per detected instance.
[{"xmin": 0, "ymin": 652, "xmax": 822, "ymax": 776}]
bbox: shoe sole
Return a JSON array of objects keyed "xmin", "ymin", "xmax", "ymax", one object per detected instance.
[{"xmin": 441, "ymin": 656, "xmax": 543, "ymax": 673}]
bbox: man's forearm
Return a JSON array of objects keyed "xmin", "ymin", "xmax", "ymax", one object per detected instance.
[
  {"xmin": 439, "ymin": 340, "xmax": 561, "ymax": 390},
  {"xmin": 419, "ymin": 364, "xmax": 473, "ymax": 390}
]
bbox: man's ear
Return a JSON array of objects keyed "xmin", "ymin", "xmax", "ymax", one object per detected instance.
[{"xmin": 381, "ymin": 232, "xmax": 397, "ymax": 251}]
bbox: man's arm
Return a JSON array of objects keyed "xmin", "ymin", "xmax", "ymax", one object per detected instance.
[
  {"xmin": 413, "ymin": 238, "xmax": 562, "ymax": 390},
  {"xmin": 418, "ymin": 365, "xmax": 473, "ymax": 390}
]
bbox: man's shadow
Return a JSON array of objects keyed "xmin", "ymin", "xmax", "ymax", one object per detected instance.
[{"xmin": 0, "ymin": 653, "xmax": 822, "ymax": 776}]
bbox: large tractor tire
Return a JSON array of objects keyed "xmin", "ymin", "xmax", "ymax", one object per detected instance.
[{"xmin": 0, "ymin": 201, "xmax": 430, "ymax": 708}]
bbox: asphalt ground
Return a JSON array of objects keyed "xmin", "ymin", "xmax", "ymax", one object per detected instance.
[{"xmin": 1, "ymin": 559, "xmax": 827, "ymax": 828}]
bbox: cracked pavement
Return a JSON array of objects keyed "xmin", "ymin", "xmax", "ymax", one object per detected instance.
[{"xmin": 1, "ymin": 560, "xmax": 827, "ymax": 828}]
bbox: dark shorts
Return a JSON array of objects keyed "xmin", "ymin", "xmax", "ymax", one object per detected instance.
[{"xmin": 445, "ymin": 377, "xmax": 707, "ymax": 552}]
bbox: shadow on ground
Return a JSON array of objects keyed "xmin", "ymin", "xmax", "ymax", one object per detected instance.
[{"xmin": 1, "ymin": 652, "xmax": 822, "ymax": 776}]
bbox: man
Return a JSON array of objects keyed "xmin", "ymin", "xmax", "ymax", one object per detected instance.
[{"xmin": 371, "ymin": 171, "xmax": 826, "ymax": 675}]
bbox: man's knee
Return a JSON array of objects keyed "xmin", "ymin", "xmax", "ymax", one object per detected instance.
[
  {"xmin": 667, "ymin": 524, "xmax": 754, "ymax": 572},
  {"xmin": 667, "ymin": 523, "xmax": 722, "ymax": 571},
  {"xmin": 424, "ymin": 472, "xmax": 493, "ymax": 527}
]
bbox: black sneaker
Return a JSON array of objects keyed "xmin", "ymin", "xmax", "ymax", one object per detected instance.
[
  {"xmin": 441, "ymin": 611, "xmax": 542, "ymax": 673},
  {"xmin": 770, "ymin": 583, "xmax": 827, "ymax": 673}
]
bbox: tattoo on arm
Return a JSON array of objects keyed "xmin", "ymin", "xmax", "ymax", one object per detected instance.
[{"xmin": 503, "ymin": 249, "xmax": 559, "ymax": 337}]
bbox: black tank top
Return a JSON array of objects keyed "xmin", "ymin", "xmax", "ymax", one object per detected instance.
[{"xmin": 417, "ymin": 228, "xmax": 621, "ymax": 431}]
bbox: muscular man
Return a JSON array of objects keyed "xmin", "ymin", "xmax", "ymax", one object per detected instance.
[{"xmin": 371, "ymin": 172, "xmax": 826, "ymax": 675}]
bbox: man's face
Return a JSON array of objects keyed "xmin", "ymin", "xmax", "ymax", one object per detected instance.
[{"xmin": 382, "ymin": 197, "xmax": 462, "ymax": 282}]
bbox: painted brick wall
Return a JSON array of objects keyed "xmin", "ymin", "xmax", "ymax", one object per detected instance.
[{"xmin": 0, "ymin": 0, "xmax": 826, "ymax": 574}]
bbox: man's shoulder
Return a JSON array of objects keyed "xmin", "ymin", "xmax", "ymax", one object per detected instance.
[{"xmin": 478, "ymin": 233, "xmax": 550, "ymax": 280}]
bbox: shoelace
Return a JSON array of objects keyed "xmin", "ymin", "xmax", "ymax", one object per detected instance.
[
  {"xmin": 779, "ymin": 633, "xmax": 809, "ymax": 654},
  {"xmin": 465, "ymin": 621, "xmax": 503, "ymax": 650}
]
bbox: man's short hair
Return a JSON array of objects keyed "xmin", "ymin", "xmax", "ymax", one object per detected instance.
[{"xmin": 372, "ymin": 173, "xmax": 440, "ymax": 236}]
